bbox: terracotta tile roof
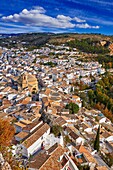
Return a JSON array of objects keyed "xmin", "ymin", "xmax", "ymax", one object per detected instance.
[
  {"xmin": 85, "ymin": 132, "xmax": 95, "ymax": 140},
  {"xmin": 81, "ymin": 122, "xmax": 90, "ymax": 129},
  {"xmin": 69, "ymin": 131, "xmax": 79, "ymax": 140},
  {"xmin": 23, "ymin": 73, "xmax": 37, "ymax": 82},
  {"xmin": 29, "ymin": 151, "xmax": 50, "ymax": 169},
  {"xmin": 47, "ymin": 143, "xmax": 58, "ymax": 155},
  {"xmin": 0, "ymin": 94, "xmax": 3, "ymax": 99},
  {"xmin": 21, "ymin": 97, "xmax": 31, "ymax": 104},
  {"xmin": 101, "ymin": 131, "xmax": 111, "ymax": 138},
  {"xmin": 14, "ymin": 122, "xmax": 26, "ymax": 128},
  {"xmin": 0, "ymin": 112, "xmax": 7, "ymax": 119},
  {"xmin": 2, "ymin": 86, "xmax": 12, "ymax": 92},
  {"xmin": 61, "ymin": 116, "xmax": 69, "ymax": 121},
  {"xmin": 79, "ymin": 145, "xmax": 97, "ymax": 164},
  {"xmin": 15, "ymin": 131, "xmax": 29, "ymax": 139},
  {"xmin": 42, "ymin": 97, "xmax": 48, "ymax": 103},
  {"xmin": 64, "ymin": 126, "xmax": 72, "ymax": 133},
  {"xmin": 64, "ymin": 114, "xmax": 77, "ymax": 119},
  {"xmin": 49, "ymin": 97, "xmax": 61, "ymax": 101},
  {"xmin": 102, "ymin": 123, "xmax": 113, "ymax": 132},
  {"xmin": 50, "ymin": 101, "xmax": 61, "ymax": 107},
  {"xmin": 44, "ymin": 88, "xmax": 51, "ymax": 96},
  {"xmin": 2, "ymin": 99, "xmax": 11, "ymax": 105},
  {"xmin": 96, "ymin": 166, "xmax": 108, "ymax": 170},
  {"xmin": 20, "ymin": 119, "xmax": 32, "ymax": 125},
  {"xmin": 23, "ymin": 119, "xmax": 42, "ymax": 132},
  {"xmin": 40, "ymin": 144, "xmax": 66, "ymax": 170},
  {"xmin": 54, "ymin": 116, "xmax": 67, "ymax": 126},
  {"xmin": 22, "ymin": 123, "xmax": 50, "ymax": 148},
  {"xmin": 72, "ymin": 95, "xmax": 80, "ymax": 99}
]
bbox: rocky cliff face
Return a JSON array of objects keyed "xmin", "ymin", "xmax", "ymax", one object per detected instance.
[{"xmin": 109, "ymin": 43, "xmax": 113, "ymax": 55}]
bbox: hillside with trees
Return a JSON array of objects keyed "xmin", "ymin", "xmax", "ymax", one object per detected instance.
[
  {"xmin": 0, "ymin": 33, "xmax": 113, "ymax": 51},
  {"xmin": 87, "ymin": 74, "xmax": 113, "ymax": 122},
  {"xmin": 66, "ymin": 38, "xmax": 109, "ymax": 54}
]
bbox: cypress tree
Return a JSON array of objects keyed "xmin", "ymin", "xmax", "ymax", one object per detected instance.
[{"xmin": 94, "ymin": 125, "xmax": 100, "ymax": 152}]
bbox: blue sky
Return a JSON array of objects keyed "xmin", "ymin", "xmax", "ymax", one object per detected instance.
[{"xmin": 0, "ymin": 0, "xmax": 113, "ymax": 34}]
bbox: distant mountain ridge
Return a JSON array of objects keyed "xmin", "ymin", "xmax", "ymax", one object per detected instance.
[{"xmin": 0, "ymin": 32, "xmax": 113, "ymax": 49}]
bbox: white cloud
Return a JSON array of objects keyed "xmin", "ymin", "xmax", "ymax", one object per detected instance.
[
  {"xmin": 2, "ymin": 7, "xmax": 75, "ymax": 28},
  {"xmin": 76, "ymin": 23, "xmax": 99, "ymax": 29},
  {"xmin": 0, "ymin": 26, "xmax": 28, "ymax": 33},
  {"xmin": 1, "ymin": 6, "xmax": 99, "ymax": 29},
  {"xmin": 0, "ymin": 25, "xmax": 42, "ymax": 34},
  {"xmin": 57, "ymin": 15, "xmax": 72, "ymax": 21},
  {"xmin": 84, "ymin": 16, "xmax": 113, "ymax": 26},
  {"xmin": 88, "ymin": 0, "xmax": 113, "ymax": 6},
  {"xmin": 33, "ymin": 6, "xmax": 46, "ymax": 13},
  {"xmin": 73, "ymin": 17, "xmax": 86, "ymax": 23}
]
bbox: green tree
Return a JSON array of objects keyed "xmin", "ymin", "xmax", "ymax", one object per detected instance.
[
  {"xmin": 66, "ymin": 102, "xmax": 79, "ymax": 114},
  {"xmin": 67, "ymin": 38, "xmax": 109, "ymax": 54},
  {"xmin": 94, "ymin": 125, "xmax": 100, "ymax": 152},
  {"xmin": 88, "ymin": 90, "xmax": 95, "ymax": 100},
  {"xmin": 51, "ymin": 125, "xmax": 62, "ymax": 137}
]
